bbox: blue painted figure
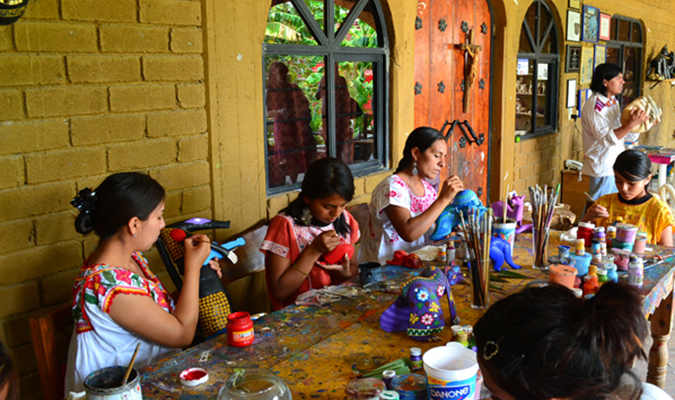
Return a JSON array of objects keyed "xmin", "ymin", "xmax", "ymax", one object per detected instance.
[
  {"xmin": 430, "ymin": 189, "xmax": 487, "ymax": 241},
  {"xmin": 489, "ymin": 236, "xmax": 522, "ymax": 272},
  {"xmin": 380, "ymin": 267, "xmax": 459, "ymax": 342}
]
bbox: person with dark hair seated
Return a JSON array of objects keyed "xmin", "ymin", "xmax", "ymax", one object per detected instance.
[
  {"xmin": 261, "ymin": 157, "xmax": 359, "ymax": 310},
  {"xmin": 65, "ymin": 172, "xmax": 221, "ymax": 392},
  {"xmin": 358, "ymin": 126, "xmax": 464, "ymax": 265},
  {"xmin": 0, "ymin": 341, "xmax": 19, "ymax": 400},
  {"xmin": 582, "ymin": 149, "xmax": 674, "ymax": 246},
  {"xmin": 582, "ymin": 63, "xmax": 649, "ymax": 201},
  {"xmin": 474, "ymin": 283, "xmax": 673, "ymax": 400}
]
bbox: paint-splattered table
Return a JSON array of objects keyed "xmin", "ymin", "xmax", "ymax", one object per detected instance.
[{"xmin": 139, "ymin": 231, "xmax": 675, "ymax": 398}]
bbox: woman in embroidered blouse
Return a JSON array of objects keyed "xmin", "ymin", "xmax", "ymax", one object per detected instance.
[
  {"xmin": 358, "ymin": 126, "xmax": 464, "ymax": 265},
  {"xmin": 65, "ymin": 173, "xmax": 219, "ymax": 393},
  {"xmin": 474, "ymin": 283, "xmax": 672, "ymax": 400},
  {"xmin": 260, "ymin": 157, "xmax": 359, "ymax": 310},
  {"xmin": 582, "ymin": 149, "xmax": 674, "ymax": 246}
]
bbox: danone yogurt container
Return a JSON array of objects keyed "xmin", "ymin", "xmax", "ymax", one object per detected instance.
[{"xmin": 423, "ymin": 346, "xmax": 478, "ymax": 400}]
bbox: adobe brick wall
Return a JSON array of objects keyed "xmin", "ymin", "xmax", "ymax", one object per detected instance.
[{"xmin": 0, "ymin": 1, "xmax": 209, "ymax": 397}]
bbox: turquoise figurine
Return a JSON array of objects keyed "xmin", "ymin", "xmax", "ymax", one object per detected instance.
[{"xmin": 430, "ymin": 189, "xmax": 486, "ymax": 241}]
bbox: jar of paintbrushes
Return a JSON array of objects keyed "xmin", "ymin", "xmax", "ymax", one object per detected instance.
[
  {"xmin": 459, "ymin": 208, "xmax": 493, "ymax": 309},
  {"xmin": 528, "ymin": 184, "xmax": 560, "ymax": 271}
]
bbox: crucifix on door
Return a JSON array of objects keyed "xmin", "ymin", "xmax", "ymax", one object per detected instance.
[{"xmin": 459, "ymin": 29, "xmax": 482, "ymax": 113}]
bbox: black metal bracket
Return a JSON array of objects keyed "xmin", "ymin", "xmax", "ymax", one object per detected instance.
[{"xmin": 439, "ymin": 119, "xmax": 483, "ymax": 147}]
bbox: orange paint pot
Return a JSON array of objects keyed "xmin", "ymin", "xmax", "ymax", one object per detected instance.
[
  {"xmin": 548, "ymin": 264, "xmax": 578, "ymax": 289},
  {"xmin": 227, "ymin": 312, "xmax": 254, "ymax": 347}
]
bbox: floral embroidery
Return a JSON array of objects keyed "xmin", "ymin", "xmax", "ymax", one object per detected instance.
[
  {"xmin": 416, "ymin": 288, "xmax": 429, "ymax": 302},
  {"xmin": 389, "ymin": 190, "xmax": 399, "ymax": 198},
  {"xmin": 420, "ymin": 313, "xmax": 434, "ymax": 326},
  {"xmin": 436, "ymin": 284, "xmax": 445, "ymax": 297}
]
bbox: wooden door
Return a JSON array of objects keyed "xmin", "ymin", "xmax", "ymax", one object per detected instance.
[{"xmin": 414, "ymin": 0, "xmax": 492, "ymax": 203}]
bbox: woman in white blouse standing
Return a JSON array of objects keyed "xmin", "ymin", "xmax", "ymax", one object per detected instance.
[
  {"xmin": 582, "ymin": 63, "xmax": 648, "ymax": 201},
  {"xmin": 358, "ymin": 127, "xmax": 464, "ymax": 265}
]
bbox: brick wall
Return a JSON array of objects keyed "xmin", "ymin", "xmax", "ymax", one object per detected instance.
[{"xmin": 0, "ymin": 1, "xmax": 208, "ymax": 398}]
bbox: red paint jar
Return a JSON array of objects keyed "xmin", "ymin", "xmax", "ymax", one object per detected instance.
[
  {"xmin": 577, "ymin": 222, "xmax": 595, "ymax": 247},
  {"xmin": 227, "ymin": 312, "xmax": 254, "ymax": 347}
]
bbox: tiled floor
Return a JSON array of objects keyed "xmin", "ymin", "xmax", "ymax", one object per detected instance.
[{"xmin": 632, "ymin": 332, "xmax": 675, "ymax": 396}]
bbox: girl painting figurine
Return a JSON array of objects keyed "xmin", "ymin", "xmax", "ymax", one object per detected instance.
[
  {"xmin": 65, "ymin": 172, "xmax": 221, "ymax": 392},
  {"xmin": 261, "ymin": 157, "xmax": 359, "ymax": 310}
]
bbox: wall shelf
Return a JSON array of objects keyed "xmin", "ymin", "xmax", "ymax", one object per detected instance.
[{"xmin": 647, "ymin": 78, "xmax": 675, "ymax": 90}]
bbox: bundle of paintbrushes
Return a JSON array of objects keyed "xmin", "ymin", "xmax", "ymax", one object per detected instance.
[
  {"xmin": 528, "ymin": 183, "xmax": 560, "ymax": 270},
  {"xmin": 459, "ymin": 207, "xmax": 493, "ymax": 309}
]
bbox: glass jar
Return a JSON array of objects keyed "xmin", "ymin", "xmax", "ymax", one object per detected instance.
[{"xmin": 218, "ymin": 369, "xmax": 291, "ymax": 400}]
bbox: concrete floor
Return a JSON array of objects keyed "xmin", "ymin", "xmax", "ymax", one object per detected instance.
[{"xmin": 633, "ymin": 332, "xmax": 675, "ymax": 396}]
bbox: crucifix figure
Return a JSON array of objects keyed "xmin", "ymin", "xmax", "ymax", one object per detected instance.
[{"xmin": 459, "ymin": 29, "xmax": 482, "ymax": 113}]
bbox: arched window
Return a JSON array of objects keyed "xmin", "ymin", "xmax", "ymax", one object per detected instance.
[
  {"xmin": 263, "ymin": 0, "xmax": 388, "ymax": 193},
  {"xmin": 515, "ymin": 0, "xmax": 559, "ymax": 138},
  {"xmin": 606, "ymin": 16, "xmax": 642, "ymax": 105}
]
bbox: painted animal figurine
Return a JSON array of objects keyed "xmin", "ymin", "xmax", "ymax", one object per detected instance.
[
  {"xmin": 490, "ymin": 236, "xmax": 521, "ymax": 272},
  {"xmin": 380, "ymin": 267, "xmax": 459, "ymax": 342},
  {"xmin": 490, "ymin": 194, "xmax": 532, "ymax": 234},
  {"xmin": 430, "ymin": 189, "xmax": 486, "ymax": 241}
]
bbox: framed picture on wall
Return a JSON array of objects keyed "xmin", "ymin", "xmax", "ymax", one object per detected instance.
[
  {"xmin": 578, "ymin": 88, "xmax": 592, "ymax": 114},
  {"xmin": 580, "ymin": 46, "xmax": 594, "ymax": 84},
  {"xmin": 567, "ymin": 79, "xmax": 577, "ymax": 108},
  {"xmin": 566, "ymin": 45, "xmax": 581, "ymax": 72},
  {"xmin": 569, "ymin": 0, "xmax": 580, "ymax": 10},
  {"xmin": 594, "ymin": 45, "xmax": 606, "ymax": 68},
  {"xmin": 566, "ymin": 10, "xmax": 581, "ymax": 42},
  {"xmin": 599, "ymin": 13, "xmax": 611, "ymax": 41},
  {"xmin": 581, "ymin": 5, "xmax": 599, "ymax": 43}
]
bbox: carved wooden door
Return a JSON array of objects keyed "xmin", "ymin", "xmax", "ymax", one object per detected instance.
[{"xmin": 414, "ymin": 0, "xmax": 492, "ymax": 203}]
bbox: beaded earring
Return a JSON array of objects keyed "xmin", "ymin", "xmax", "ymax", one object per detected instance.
[{"xmin": 412, "ymin": 161, "xmax": 418, "ymax": 176}]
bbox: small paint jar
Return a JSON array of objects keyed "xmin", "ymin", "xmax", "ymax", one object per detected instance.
[
  {"xmin": 577, "ymin": 222, "xmax": 596, "ymax": 247},
  {"xmin": 597, "ymin": 268, "xmax": 608, "ymax": 284},
  {"xmin": 446, "ymin": 242, "xmax": 456, "ymax": 262},
  {"xmin": 571, "ymin": 288, "xmax": 583, "ymax": 298},
  {"xmin": 612, "ymin": 239, "xmax": 634, "ymax": 253},
  {"xmin": 607, "ymin": 226, "xmax": 617, "ymax": 240},
  {"xmin": 558, "ymin": 245, "xmax": 570, "ymax": 259},
  {"xmin": 227, "ymin": 312, "xmax": 254, "ymax": 347},
  {"xmin": 436, "ymin": 244, "xmax": 447, "ymax": 263},
  {"xmin": 605, "ymin": 264, "xmax": 618, "ymax": 283},
  {"xmin": 455, "ymin": 330, "xmax": 468, "ymax": 347},
  {"xmin": 380, "ymin": 390, "xmax": 400, "ymax": 400},
  {"xmin": 588, "ymin": 264, "xmax": 597, "ymax": 277},
  {"xmin": 570, "ymin": 252, "xmax": 592, "ymax": 276},
  {"xmin": 382, "ymin": 370, "xmax": 396, "ymax": 390},
  {"xmin": 591, "ymin": 240, "xmax": 602, "ymax": 255},
  {"xmin": 409, "ymin": 347, "xmax": 422, "ymax": 371},
  {"xmin": 592, "ymin": 253, "xmax": 603, "ymax": 264},
  {"xmin": 575, "ymin": 239, "xmax": 586, "ymax": 256},
  {"xmin": 628, "ymin": 261, "xmax": 644, "ymax": 287},
  {"xmin": 390, "ymin": 374, "xmax": 427, "ymax": 400},
  {"xmin": 593, "ymin": 227, "xmax": 606, "ymax": 244},
  {"xmin": 612, "ymin": 249, "xmax": 631, "ymax": 271},
  {"xmin": 583, "ymin": 275, "xmax": 600, "ymax": 296},
  {"xmin": 633, "ymin": 232, "xmax": 648, "ymax": 255},
  {"xmin": 600, "ymin": 242, "xmax": 607, "ymax": 256}
]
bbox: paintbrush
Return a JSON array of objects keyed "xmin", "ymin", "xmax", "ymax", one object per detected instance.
[
  {"xmin": 584, "ymin": 191, "xmax": 597, "ymax": 208},
  {"xmin": 122, "ymin": 342, "xmax": 141, "ymax": 386}
]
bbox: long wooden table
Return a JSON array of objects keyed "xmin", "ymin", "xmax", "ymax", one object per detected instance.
[{"xmin": 139, "ymin": 232, "xmax": 675, "ymax": 398}]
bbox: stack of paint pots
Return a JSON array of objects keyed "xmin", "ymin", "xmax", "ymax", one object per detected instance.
[{"xmin": 613, "ymin": 223, "xmax": 638, "ymax": 252}]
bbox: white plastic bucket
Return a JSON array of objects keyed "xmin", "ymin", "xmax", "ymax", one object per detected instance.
[{"xmin": 423, "ymin": 346, "xmax": 478, "ymax": 400}]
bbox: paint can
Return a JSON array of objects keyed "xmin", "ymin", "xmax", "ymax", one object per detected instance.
[
  {"xmin": 422, "ymin": 346, "xmax": 478, "ymax": 400},
  {"xmin": 227, "ymin": 312, "xmax": 254, "ymax": 347},
  {"xmin": 83, "ymin": 366, "xmax": 142, "ymax": 400},
  {"xmin": 359, "ymin": 262, "xmax": 383, "ymax": 285},
  {"xmin": 390, "ymin": 374, "xmax": 427, "ymax": 400},
  {"xmin": 345, "ymin": 378, "xmax": 386, "ymax": 400}
]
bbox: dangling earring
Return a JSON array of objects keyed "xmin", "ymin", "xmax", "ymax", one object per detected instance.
[
  {"xmin": 133, "ymin": 233, "xmax": 137, "ymax": 237},
  {"xmin": 412, "ymin": 161, "xmax": 418, "ymax": 176},
  {"xmin": 301, "ymin": 207, "xmax": 312, "ymax": 226}
]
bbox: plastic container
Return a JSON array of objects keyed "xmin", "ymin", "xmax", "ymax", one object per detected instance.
[
  {"xmin": 493, "ymin": 221, "xmax": 517, "ymax": 252},
  {"xmin": 390, "ymin": 374, "xmax": 427, "ymax": 400},
  {"xmin": 227, "ymin": 312, "xmax": 254, "ymax": 347},
  {"xmin": 574, "ymin": 239, "xmax": 585, "ymax": 256},
  {"xmin": 616, "ymin": 223, "xmax": 639, "ymax": 243},
  {"xmin": 577, "ymin": 222, "xmax": 595, "ymax": 247},
  {"xmin": 605, "ymin": 264, "xmax": 618, "ymax": 283},
  {"xmin": 382, "ymin": 370, "xmax": 396, "ymax": 390},
  {"xmin": 409, "ymin": 347, "xmax": 422, "ymax": 371},
  {"xmin": 583, "ymin": 275, "xmax": 600, "ymax": 296},
  {"xmin": 436, "ymin": 245, "xmax": 447, "ymax": 262},
  {"xmin": 633, "ymin": 232, "xmax": 648, "ymax": 255},
  {"xmin": 422, "ymin": 346, "xmax": 479, "ymax": 400},
  {"xmin": 597, "ymin": 268, "xmax": 608, "ymax": 284},
  {"xmin": 548, "ymin": 264, "xmax": 578, "ymax": 289},
  {"xmin": 558, "ymin": 245, "xmax": 570, "ymax": 258},
  {"xmin": 346, "ymin": 378, "xmax": 386, "ymax": 400},
  {"xmin": 612, "ymin": 239, "xmax": 634, "ymax": 252},
  {"xmin": 217, "ymin": 369, "xmax": 291, "ymax": 400},
  {"xmin": 84, "ymin": 366, "xmax": 142, "ymax": 400},
  {"xmin": 593, "ymin": 227, "xmax": 606, "ymax": 243},
  {"xmin": 607, "ymin": 226, "xmax": 617, "ymax": 240},
  {"xmin": 628, "ymin": 261, "xmax": 644, "ymax": 287},
  {"xmin": 612, "ymin": 249, "xmax": 632, "ymax": 271},
  {"xmin": 570, "ymin": 253, "xmax": 592, "ymax": 276}
]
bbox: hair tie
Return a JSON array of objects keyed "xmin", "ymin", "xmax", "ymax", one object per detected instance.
[{"xmin": 71, "ymin": 188, "xmax": 97, "ymax": 214}]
